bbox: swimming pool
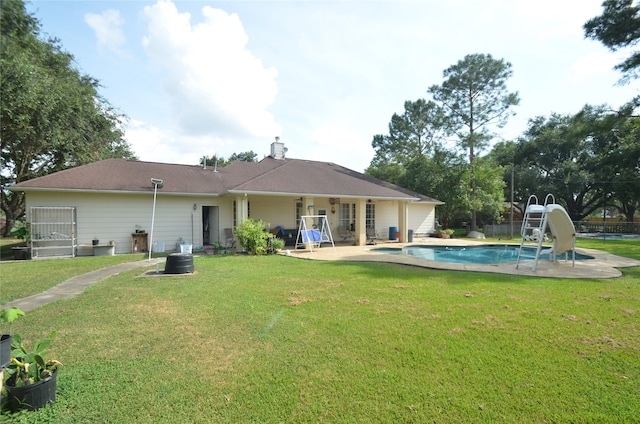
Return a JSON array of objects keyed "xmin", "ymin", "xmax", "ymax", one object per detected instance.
[{"xmin": 372, "ymin": 244, "xmax": 594, "ymax": 265}]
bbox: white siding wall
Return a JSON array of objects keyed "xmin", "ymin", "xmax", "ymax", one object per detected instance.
[
  {"xmin": 374, "ymin": 200, "xmax": 400, "ymax": 240},
  {"xmin": 370, "ymin": 201, "xmax": 437, "ymax": 239},
  {"xmin": 24, "ymin": 191, "xmax": 437, "ymax": 254},
  {"xmin": 248, "ymin": 196, "xmax": 298, "ymax": 229},
  {"xmin": 248, "ymin": 197, "xmax": 337, "ymax": 231},
  {"xmin": 408, "ymin": 203, "xmax": 437, "ymax": 235},
  {"xmin": 25, "ymin": 192, "xmax": 230, "ymax": 255}
]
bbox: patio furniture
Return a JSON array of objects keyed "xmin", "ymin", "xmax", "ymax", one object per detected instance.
[{"xmin": 366, "ymin": 227, "xmax": 379, "ymax": 245}]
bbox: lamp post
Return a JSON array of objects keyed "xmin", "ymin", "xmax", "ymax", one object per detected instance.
[{"xmin": 149, "ymin": 178, "xmax": 163, "ymax": 261}]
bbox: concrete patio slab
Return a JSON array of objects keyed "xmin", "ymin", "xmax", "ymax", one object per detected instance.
[{"xmin": 285, "ymin": 237, "xmax": 640, "ymax": 279}]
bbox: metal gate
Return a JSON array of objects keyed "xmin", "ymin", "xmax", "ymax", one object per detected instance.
[{"xmin": 30, "ymin": 207, "xmax": 77, "ymax": 258}]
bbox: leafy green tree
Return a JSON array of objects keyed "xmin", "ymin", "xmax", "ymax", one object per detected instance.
[
  {"xmin": 367, "ymin": 95, "xmax": 506, "ymax": 230},
  {"xmin": 485, "ymin": 139, "xmax": 537, "ymax": 218},
  {"xmin": 203, "ymin": 150, "xmax": 258, "ymax": 168},
  {"xmin": 397, "ymin": 146, "xmax": 467, "ymax": 228},
  {"xmin": 472, "ymin": 157, "xmax": 507, "ymax": 225},
  {"xmin": 366, "ymin": 99, "xmax": 462, "ymax": 227},
  {"xmin": 516, "ymin": 112, "xmax": 596, "ymax": 221},
  {"xmin": 366, "ymin": 99, "xmax": 445, "ymax": 189},
  {"xmin": 596, "ymin": 115, "xmax": 640, "ymax": 222},
  {"xmin": 364, "ymin": 151, "xmax": 406, "ymax": 185},
  {"xmin": 514, "ymin": 105, "xmax": 637, "ymax": 221},
  {"xmin": 1, "ymin": 0, "xmax": 135, "ymax": 235},
  {"xmin": 370, "ymin": 99, "xmax": 444, "ymax": 166},
  {"xmin": 229, "ymin": 151, "xmax": 258, "ymax": 163},
  {"xmin": 584, "ymin": 0, "xmax": 640, "ymax": 83},
  {"xmin": 428, "ymin": 53, "xmax": 520, "ymax": 232}
]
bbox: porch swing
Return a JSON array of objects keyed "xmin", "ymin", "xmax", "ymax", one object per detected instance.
[{"xmin": 295, "ymin": 215, "xmax": 336, "ymax": 252}]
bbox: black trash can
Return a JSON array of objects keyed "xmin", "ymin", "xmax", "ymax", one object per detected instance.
[{"xmin": 408, "ymin": 230, "xmax": 414, "ymax": 242}]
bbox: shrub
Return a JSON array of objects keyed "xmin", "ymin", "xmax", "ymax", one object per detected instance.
[
  {"xmin": 234, "ymin": 219, "xmax": 273, "ymax": 255},
  {"xmin": 270, "ymin": 237, "xmax": 285, "ymax": 253},
  {"xmin": 10, "ymin": 220, "xmax": 30, "ymax": 243}
]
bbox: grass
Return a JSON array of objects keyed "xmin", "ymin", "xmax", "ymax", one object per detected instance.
[
  {"xmin": 1, "ymin": 238, "xmax": 639, "ymax": 422},
  {"xmin": 0, "ymin": 237, "xmax": 152, "ymax": 303}
]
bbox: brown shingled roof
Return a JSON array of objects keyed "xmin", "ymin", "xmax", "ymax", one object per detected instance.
[
  {"xmin": 231, "ymin": 158, "xmax": 438, "ymax": 201},
  {"xmin": 11, "ymin": 157, "xmax": 441, "ymax": 203},
  {"xmin": 13, "ymin": 159, "xmax": 226, "ymax": 194}
]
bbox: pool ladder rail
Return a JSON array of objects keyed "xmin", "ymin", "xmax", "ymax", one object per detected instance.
[{"xmin": 516, "ymin": 194, "xmax": 555, "ymax": 271}]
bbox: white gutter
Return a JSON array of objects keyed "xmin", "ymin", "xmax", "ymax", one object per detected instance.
[
  {"xmin": 226, "ymin": 189, "xmax": 420, "ymax": 202},
  {"xmin": 11, "ymin": 187, "xmax": 220, "ymax": 197}
]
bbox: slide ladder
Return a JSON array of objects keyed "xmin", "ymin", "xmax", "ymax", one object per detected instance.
[{"xmin": 516, "ymin": 194, "xmax": 554, "ymax": 271}]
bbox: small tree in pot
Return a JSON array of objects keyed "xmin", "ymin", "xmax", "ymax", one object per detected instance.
[
  {"xmin": 2, "ymin": 331, "xmax": 62, "ymax": 412},
  {"xmin": 9, "ymin": 221, "xmax": 30, "ymax": 260}
]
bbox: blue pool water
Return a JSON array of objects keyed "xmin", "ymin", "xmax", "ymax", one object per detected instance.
[{"xmin": 372, "ymin": 244, "xmax": 594, "ymax": 265}]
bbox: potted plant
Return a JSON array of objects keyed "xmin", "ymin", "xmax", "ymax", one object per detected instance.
[
  {"xmin": 211, "ymin": 241, "xmax": 225, "ymax": 255},
  {"xmin": 92, "ymin": 236, "xmax": 100, "ymax": 246},
  {"xmin": 1, "ymin": 308, "xmax": 25, "ymax": 368},
  {"xmin": 9, "ymin": 220, "xmax": 30, "ymax": 260},
  {"xmin": 2, "ymin": 331, "xmax": 62, "ymax": 412}
]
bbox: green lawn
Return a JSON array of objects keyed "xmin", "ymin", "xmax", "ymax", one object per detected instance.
[{"xmin": 1, "ymin": 238, "xmax": 639, "ymax": 422}]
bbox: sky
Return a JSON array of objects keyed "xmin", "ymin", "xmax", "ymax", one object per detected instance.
[{"xmin": 26, "ymin": 0, "xmax": 639, "ymax": 173}]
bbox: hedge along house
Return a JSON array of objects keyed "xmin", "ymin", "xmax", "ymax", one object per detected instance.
[{"xmin": 10, "ymin": 141, "xmax": 442, "ymax": 258}]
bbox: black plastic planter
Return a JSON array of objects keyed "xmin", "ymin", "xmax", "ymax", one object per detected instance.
[
  {"xmin": 0, "ymin": 334, "xmax": 11, "ymax": 368},
  {"xmin": 4, "ymin": 369, "xmax": 58, "ymax": 412},
  {"xmin": 11, "ymin": 247, "xmax": 30, "ymax": 260},
  {"xmin": 165, "ymin": 253, "xmax": 194, "ymax": 274}
]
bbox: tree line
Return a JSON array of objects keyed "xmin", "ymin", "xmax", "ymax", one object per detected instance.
[{"xmin": 366, "ymin": 0, "xmax": 639, "ymax": 230}]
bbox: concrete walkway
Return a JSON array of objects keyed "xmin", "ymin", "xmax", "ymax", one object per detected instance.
[{"xmin": 1, "ymin": 259, "xmax": 163, "ymax": 312}]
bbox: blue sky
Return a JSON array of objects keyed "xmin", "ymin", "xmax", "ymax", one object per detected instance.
[{"xmin": 27, "ymin": 0, "xmax": 639, "ymax": 172}]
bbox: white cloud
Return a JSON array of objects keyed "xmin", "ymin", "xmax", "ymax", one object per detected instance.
[
  {"xmin": 141, "ymin": 1, "xmax": 281, "ymax": 140},
  {"xmin": 124, "ymin": 119, "xmax": 219, "ymax": 165},
  {"xmin": 85, "ymin": 9, "xmax": 128, "ymax": 56},
  {"xmin": 308, "ymin": 124, "xmax": 374, "ymax": 172},
  {"xmin": 568, "ymin": 51, "xmax": 619, "ymax": 83}
]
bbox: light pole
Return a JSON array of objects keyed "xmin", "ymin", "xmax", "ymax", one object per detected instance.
[{"xmin": 149, "ymin": 178, "xmax": 163, "ymax": 261}]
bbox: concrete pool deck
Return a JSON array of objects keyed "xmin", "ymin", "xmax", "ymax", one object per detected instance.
[{"xmin": 285, "ymin": 237, "xmax": 640, "ymax": 279}]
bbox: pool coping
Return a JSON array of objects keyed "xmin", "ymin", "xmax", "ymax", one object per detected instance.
[{"xmin": 284, "ymin": 237, "xmax": 640, "ymax": 279}]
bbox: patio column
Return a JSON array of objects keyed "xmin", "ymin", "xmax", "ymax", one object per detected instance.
[
  {"xmin": 397, "ymin": 201, "xmax": 409, "ymax": 242},
  {"xmin": 303, "ymin": 197, "xmax": 315, "ymax": 228},
  {"xmin": 238, "ymin": 194, "xmax": 248, "ymax": 223},
  {"xmin": 355, "ymin": 198, "xmax": 366, "ymax": 246}
]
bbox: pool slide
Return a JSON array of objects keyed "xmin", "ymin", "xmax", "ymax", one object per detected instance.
[{"xmin": 545, "ymin": 204, "xmax": 576, "ymax": 264}]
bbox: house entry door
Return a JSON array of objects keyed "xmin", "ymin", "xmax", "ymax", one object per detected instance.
[{"xmin": 202, "ymin": 206, "xmax": 220, "ymax": 245}]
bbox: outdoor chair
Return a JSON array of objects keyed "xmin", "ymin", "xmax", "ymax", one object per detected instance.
[
  {"xmin": 366, "ymin": 227, "xmax": 379, "ymax": 245},
  {"xmin": 224, "ymin": 228, "xmax": 236, "ymax": 250},
  {"xmin": 338, "ymin": 225, "xmax": 353, "ymax": 241}
]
